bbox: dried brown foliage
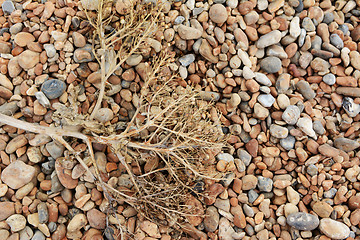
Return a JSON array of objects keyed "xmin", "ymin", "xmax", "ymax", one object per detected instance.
[{"xmin": 0, "ymin": 0, "xmax": 226, "ymax": 238}]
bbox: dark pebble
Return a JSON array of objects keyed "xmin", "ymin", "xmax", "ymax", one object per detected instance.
[
  {"xmin": 41, "ymin": 79, "xmax": 66, "ymax": 100},
  {"xmin": 287, "ymin": 212, "xmax": 319, "ymax": 231}
]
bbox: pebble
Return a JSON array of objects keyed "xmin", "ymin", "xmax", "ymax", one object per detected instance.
[
  {"xmin": 323, "ymin": 73, "xmax": 336, "ymax": 85},
  {"xmin": 334, "ymin": 138, "xmax": 360, "ymax": 152},
  {"xmin": 260, "ymin": 57, "xmax": 282, "ymax": 73},
  {"xmin": 18, "ymin": 50, "xmax": 39, "ymax": 70},
  {"xmin": 0, "ymin": 202, "xmax": 15, "ymax": 221},
  {"xmin": 204, "ymin": 206, "xmax": 219, "ymax": 232},
  {"xmin": 269, "ymin": 124, "xmax": 288, "ymax": 139},
  {"xmin": 1, "ymin": 161, "xmax": 35, "ymax": 189},
  {"xmin": 257, "ymin": 94, "xmax": 275, "ymax": 107},
  {"xmin": 73, "ymin": 45, "xmax": 94, "ymax": 63},
  {"xmin": 94, "ymin": 108, "xmax": 114, "ymax": 123},
  {"xmin": 256, "ymin": 30, "xmax": 282, "ymax": 49},
  {"xmin": 218, "ymin": 218, "xmax": 235, "ymax": 240},
  {"xmin": 319, "ymin": 218, "xmax": 350, "ymax": 239},
  {"xmin": 41, "ymin": 79, "xmax": 66, "ymax": 100},
  {"xmin": 67, "ymin": 214, "xmax": 87, "ymax": 232},
  {"xmin": 87, "ymin": 209, "xmax": 106, "ymax": 229},
  {"xmin": 257, "ymin": 176, "xmax": 273, "ymax": 192},
  {"xmin": 6, "ymin": 214, "xmax": 27, "ymax": 232},
  {"xmin": 31, "ymin": 231, "xmax": 45, "ymax": 240},
  {"xmin": 296, "ymin": 80, "xmax": 316, "ymax": 100},
  {"xmin": 330, "ymin": 34, "xmax": 344, "ymax": 49},
  {"xmin": 179, "ymin": 54, "xmax": 195, "ymax": 67},
  {"xmin": 178, "ymin": 25, "xmax": 202, "ymax": 40},
  {"xmin": 254, "ymin": 72, "xmax": 271, "ymax": 86},
  {"xmin": 140, "ymin": 221, "xmax": 161, "ymax": 238},
  {"xmin": 280, "ymin": 135, "xmax": 296, "ymax": 150},
  {"xmin": 44, "ymin": 44, "xmax": 56, "ymax": 58},
  {"xmin": 286, "ymin": 212, "xmax": 319, "ymax": 231},
  {"xmin": 209, "ymin": 4, "xmax": 228, "ymax": 24},
  {"xmin": 282, "ymin": 105, "xmax": 300, "ymax": 125},
  {"xmin": 297, "ymin": 118, "xmax": 316, "ymax": 139},
  {"xmin": 2, "ymin": 0, "xmax": 15, "ymax": 15},
  {"xmin": 14, "ymin": 32, "xmax": 35, "ymax": 47},
  {"xmin": 242, "ymin": 175, "xmax": 258, "ymax": 190}
]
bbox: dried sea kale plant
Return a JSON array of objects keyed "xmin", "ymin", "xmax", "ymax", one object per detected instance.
[{"xmin": 0, "ymin": 0, "xmax": 226, "ymax": 238}]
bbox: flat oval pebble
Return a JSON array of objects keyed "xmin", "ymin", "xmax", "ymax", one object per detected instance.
[
  {"xmin": 286, "ymin": 212, "xmax": 319, "ymax": 231},
  {"xmin": 1, "ymin": 161, "xmax": 35, "ymax": 189},
  {"xmin": 41, "ymin": 79, "xmax": 66, "ymax": 100},
  {"xmin": 319, "ymin": 218, "xmax": 350, "ymax": 239}
]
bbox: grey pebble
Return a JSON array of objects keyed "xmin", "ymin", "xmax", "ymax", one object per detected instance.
[
  {"xmin": 10, "ymin": 22, "xmax": 22, "ymax": 35},
  {"xmin": 248, "ymin": 189, "xmax": 259, "ymax": 204},
  {"xmin": 270, "ymin": 124, "xmax": 288, "ymax": 139},
  {"xmin": 282, "ymin": 105, "xmax": 301, "ymax": 125},
  {"xmin": 330, "ymin": 33, "xmax": 344, "ymax": 49},
  {"xmin": 306, "ymin": 164, "xmax": 318, "ymax": 176},
  {"xmin": 257, "ymin": 94, "xmax": 275, "ymax": 108},
  {"xmin": 2, "ymin": 0, "xmax": 15, "ymax": 15},
  {"xmin": 31, "ymin": 231, "xmax": 45, "ymax": 240},
  {"xmin": 324, "ymin": 188, "xmax": 337, "ymax": 199},
  {"xmin": 296, "ymin": 80, "xmax": 316, "ymax": 100},
  {"xmin": 48, "ymin": 222, "xmax": 57, "ymax": 233},
  {"xmin": 220, "ymin": 172, "xmax": 235, "ymax": 187},
  {"xmin": 287, "ymin": 212, "xmax": 319, "ymax": 231},
  {"xmin": 217, "ymin": 153, "xmax": 234, "ymax": 162},
  {"xmin": 178, "ymin": 54, "xmax": 195, "ymax": 67},
  {"xmin": 51, "ymin": 172, "xmax": 64, "ymax": 193},
  {"xmin": 237, "ymin": 149, "xmax": 251, "ymax": 166},
  {"xmin": 313, "ymin": 120, "xmax": 325, "ymax": 135},
  {"xmin": 37, "ymin": 202, "xmax": 48, "ymax": 224},
  {"xmin": 323, "ymin": 73, "xmax": 336, "ymax": 85},
  {"xmin": 323, "ymin": 12, "xmax": 334, "ymax": 24},
  {"xmin": 41, "ymin": 79, "xmax": 66, "ymax": 100},
  {"xmin": 35, "ymin": 92, "xmax": 51, "ymax": 108},
  {"xmin": 44, "ymin": 44, "xmax": 56, "ymax": 58},
  {"xmin": 339, "ymin": 24, "xmax": 349, "ymax": 35},
  {"xmin": 260, "ymin": 57, "xmax": 282, "ymax": 73},
  {"xmin": 174, "ymin": 16, "xmax": 185, "ymax": 25},
  {"xmin": 257, "ymin": 176, "xmax": 273, "ymax": 192},
  {"xmin": 243, "ymin": 204, "xmax": 254, "ymax": 217},
  {"xmin": 280, "ymin": 135, "xmax": 296, "ymax": 150},
  {"xmin": 0, "ymin": 101, "xmax": 19, "ymax": 116}
]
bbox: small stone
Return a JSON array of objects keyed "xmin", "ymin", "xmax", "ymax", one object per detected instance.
[
  {"xmin": 242, "ymin": 175, "xmax": 258, "ymax": 190},
  {"xmin": 323, "ymin": 73, "xmax": 336, "ymax": 85},
  {"xmin": 258, "ymin": 94, "xmax": 275, "ymax": 107},
  {"xmin": 257, "ymin": 176, "xmax": 273, "ymax": 192},
  {"xmin": 286, "ymin": 212, "xmax": 319, "ymax": 231},
  {"xmin": 18, "ymin": 50, "xmax": 40, "ymax": 70},
  {"xmin": 178, "ymin": 25, "xmax": 202, "ymax": 40},
  {"xmin": 237, "ymin": 149, "xmax": 252, "ymax": 166},
  {"xmin": 1, "ymin": 161, "xmax": 35, "ymax": 189},
  {"xmin": 178, "ymin": 54, "xmax": 195, "ymax": 67},
  {"xmin": 290, "ymin": 17, "xmax": 301, "ymax": 38},
  {"xmin": 218, "ymin": 218, "xmax": 235, "ymax": 240},
  {"xmin": 297, "ymin": 118, "xmax": 316, "ymax": 139},
  {"xmin": 319, "ymin": 218, "xmax": 350, "ymax": 240},
  {"xmin": 280, "ymin": 135, "xmax": 296, "ymax": 150},
  {"xmin": 217, "ymin": 153, "xmax": 234, "ymax": 162},
  {"xmin": 199, "ymin": 39, "xmax": 218, "ymax": 63},
  {"xmin": 330, "ymin": 34, "xmax": 344, "ymax": 49},
  {"xmin": 72, "ymin": 32, "xmax": 86, "ymax": 48},
  {"xmin": 87, "ymin": 209, "xmax": 106, "ymax": 230},
  {"xmin": 296, "ymin": 80, "xmax": 316, "ymax": 100},
  {"xmin": 349, "ymin": 196, "xmax": 360, "ymax": 210},
  {"xmin": 204, "ymin": 206, "xmax": 219, "ymax": 232},
  {"xmin": 260, "ymin": 57, "xmax": 282, "ymax": 73},
  {"xmin": 55, "ymin": 159, "xmax": 78, "ymax": 189},
  {"xmin": 209, "ymin": 4, "xmax": 228, "ymax": 24},
  {"xmin": 67, "ymin": 214, "xmax": 87, "ymax": 232},
  {"xmin": 253, "ymin": 103, "xmax": 269, "ymax": 120},
  {"xmin": 2, "ymin": 0, "xmax": 15, "ymax": 15},
  {"xmin": 256, "ymin": 30, "xmax": 282, "ymax": 48},
  {"xmin": 41, "ymin": 79, "xmax": 66, "ymax": 100},
  {"xmin": 6, "ymin": 214, "xmax": 27, "ymax": 232},
  {"xmin": 35, "ymin": 92, "xmax": 51, "ymax": 108},
  {"xmin": 334, "ymin": 137, "xmax": 360, "ymax": 152},
  {"xmin": 311, "ymin": 57, "xmax": 330, "ymax": 73},
  {"xmin": 140, "ymin": 221, "xmax": 161, "ymax": 238},
  {"xmin": 312, "ymin": 201, "xmax": 333, "ymax": 218},
  {"xmin": 73, "ymin": 45, "xmax": 94, "ymax": 63},
  {"xmin": 37, "ymin": 202, "xmax": 48, "ymax": 224},
  {"xmin": 46, "ymin": 141, "xmax": 65, "ymax": 159},
  {"xmin": 0, "ymin": 202, "xmax": 15, "ymax": 221},
  {"xmin": 94, "ymin": 108, "xmax": 114, "ymax": 123},
  {"xmin": 254, "ymin": 72, "xmax": 271, "ymax": 86},
  {"xmin": 126, "ymin": 54, "xmax": 142, "ymax": 66},
  {"xmin": 306, "ymin": 164, "xmax": 318, "ymax": 176},
  {"xmin": 32, "ymin": 231, "xmax": 45, "ymax": 240},
  {"xmin": 282, "ymin": 105, "xmax": 300, "ymax": 125},
  {"xmin": 43, "ymin": 44, "xmax": 56, "ymax": 58},
  {"xmin": 14, "ymin": 32, "xmax": 35, "ymax": 47},
  {"xmin": 270, "ymin": 124, "xmax": 288, "ymax": 139}
]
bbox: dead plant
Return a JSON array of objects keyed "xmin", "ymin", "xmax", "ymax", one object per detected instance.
[{"xmin": 0, "ymin": 0, "xmax": 226, "ymax": 238}]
